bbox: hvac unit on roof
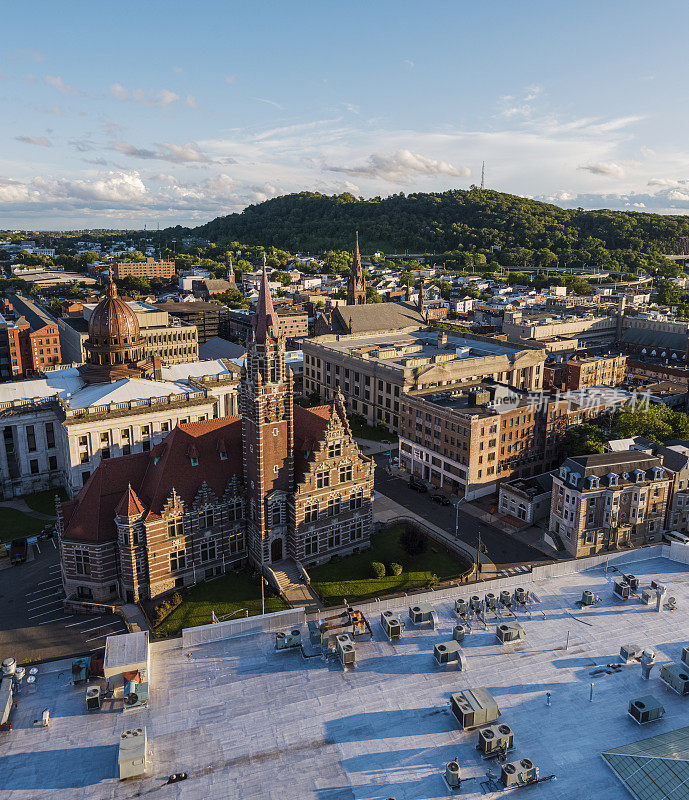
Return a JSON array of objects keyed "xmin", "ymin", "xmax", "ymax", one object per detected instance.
[
  {"xmin": 450, "ymin": 688, "xmax": 500, "ymax": 730},
  {"xmin": 444, "ymin": 760, "xmax": 461, "ymax": 789},
  {"xmin": 613, "ymin": 581, "xmax": 630, "ymax": 600},
  {"xmin": 659, "ymin": 663, "xmax": 689, "ymax": 695},
  {"xmin": 408, "ymin": 603, "xmax": 435, "ymax": 626},
  {"xmin": 623, "ymin": 574, "xmax": 640, "ymax": 591},
  {"xmin": 336, "ymin": 634, "xmax": 356, "ymax": 667},
  {"xmin": 499, "ymin": 591, "xmax": 512, "ymax": 608},
  {"xmin": 453, "ymin": 625, "xmax": 466, "ymax": 643},
  {"xmin": 86, "ymin": 686, "xmax": 101, "ymax": 711},
  {"xmin": 628, "ymin": 695, "xmax": 665, "ymax": 724},
  {"xmin": 485, "ymin": 593, "xmax": 497, "ymax": 611},
  {"xmin": 478, "ymin": 723, "xmax": 514, "ymax": 756},
  {"xmin": 619, "ymin": 644, "xmax": 643, "ymax": 664},
  {"xmin": 496, "ymin": 621, "xmax": 526, "ymax": 644},
  {"xmin": 501, "ymin": 758, "xmax": 539, "ymax": 788},
  {"xmin": 469, "ymin": 595, "xmax": 481, "ymax": 613},
  {"xmin": 434, "ymin": 641, "xmax": 467, "ymax": 670},
  {"xmin": 123, "ymin": 681, "xmax": 149, "ymax": 710},
  {"xmin": 380, "ymin": 610, "xmax": 402, "ymax": 641},
  {"xmin": 275, "ymin": 629, "xmax": 302, "ymax": 651},
  {"xmin": 514, "ymin": 587, "xmax": 527, "ymax": 605},
  {"xmin": 455, "ymin": 598, "xmax": 467, "ymax": 616},
  {"xmin": 682, "ymin": 646, "xmax": 689, "ymax": 668},
  {"xmin": 118, "ymin": 727, "xmax": 147, "ymax": 780}
]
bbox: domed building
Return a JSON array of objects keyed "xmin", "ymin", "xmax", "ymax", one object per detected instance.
[{"xmin": 81, "ymin": 277, "xmax": 153, "ymax": 382}]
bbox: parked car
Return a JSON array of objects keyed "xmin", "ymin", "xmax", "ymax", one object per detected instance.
[
  {"xmin": 9, "ymin": 539, "xmax": 27, "ymax": 565},
  {"xmin": 409, "ymin": 478, "xmax": 427, "ymax": 493},
  {"xmin": 430, "ymin": 493, "xmax": 451, "ymax": 506}
]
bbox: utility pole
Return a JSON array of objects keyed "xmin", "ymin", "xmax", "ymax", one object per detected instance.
[{"xmin": 476, "ymin": 529, "xmax": 482, "ymax": 573}]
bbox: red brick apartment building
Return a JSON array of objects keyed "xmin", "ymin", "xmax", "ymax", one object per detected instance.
[{"xmin": 57, "ymin": 271, "xmax": 374, "ymax": 602}]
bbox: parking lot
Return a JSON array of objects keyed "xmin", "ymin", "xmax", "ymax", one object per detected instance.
[{"xmin": 0, "ymin": 541, "xmax": 128, "ymax": 664}]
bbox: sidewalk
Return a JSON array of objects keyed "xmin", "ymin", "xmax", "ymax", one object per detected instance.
[
  {"xmin": 280, "ymin": 583, "xmax": 322, "ymax": 614},
  {"xmin": 121, "ymin": 603, "xmax": 151, "ymax": 633},
  {"xmin": 373, "ymin": 493, "xmax": 498, "ymax": 578},
  {"xmin": 0, "ymin": 498, "xmax": 55, "ymax": 520},
  {"xmin": 354, "ymin": 437, "xmax": 397, "ymax": 457}
]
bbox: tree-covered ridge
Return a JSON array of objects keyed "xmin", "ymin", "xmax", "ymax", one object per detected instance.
[{"xmin": 185, "ymin": 189, "xmax": 689, "ymax": 272}]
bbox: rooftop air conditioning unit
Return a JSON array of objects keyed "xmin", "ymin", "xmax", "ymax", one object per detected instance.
[
  {"xmin": 275, "ymin": 629, "xmax": 302, "ymax": 651},
  {"xmin": 613, "ymin": 581, "xmax": 630, "ymax": 600},
  {"xmin": 496, "ymin": 621, "xmax": 526, "ymax": 644},
  {"xmin": 123, "ymin": 681, "xmax": 149, "ymax": 710},
  {"xmin": 469, "ymin": 595, "xmax": 481, "ymax": 613},
  {"xmin": 660, "ymin": 663, "xmax": 689, "ymax": 696},
  {"xmin": 408, "ymin": 603, "xmax": 434, "ymax": 626},
  {"xmin": 628, "ymin": 695, "xmax": 665, "ymax": 724},
  {"xmin": 455, "ymin": 598, "xmax": 467, "ymax": 616},
  {"xmin": 86, "ymin": 686, "xmax": 101, "ymax": 711},
  {"xmin": 118, "ymin": 727, "xmax": 147, "ymax": 780},
  {"xmin": 380, "ymin": 611, "xmax": 402, "ymax": 641},
  {"xmin": 581, "ymin": 590, "xmax": 595, "ymax": 606},
  {"xmin": 485, "ymin": 593, "xmax": 497, "ymax": 611},
  {"xmin": 336, "ymin": 634, "xmax": 356, "ymax": 667},
  {"xmin": 620, "ymin": 644, "xmax": 643, "ymax": 664},
  {"xmin": 623, "ymin": 574, "xmax": 640, "ymax": 591},
  {"xmin": 450, "ymin": 688, "xmax": 500, "ymax": 730},
  {"xmin": 478, "ymin": 723, "xmax": 514, "ymax": 755},
  {"xmin": 501, "ymin": 758, "xmax": 539, "ymax": 788},
  {"xmin": 453, "ymin": 625, "xmax": 466, "ymax": 643},
  {"xmin": 514, "ymin": 587, "xmax": 527, "ymax": 605},
  {"xmin": 682, "ymin": 647, "xmax": 689, "ymax": 668},
  {"xmin": 499, "ymin": 591, "xmax": 511, "ymax": 608},
  {"xmin": 444, "ymin": 761, "xmax": 461, "ymax": 789},
  {"xmin": 641, "ymin": 589, "xmax": 654, "ymax": 605},
  {"xmin": 434, "ymin": 641, "xmax": 467, "ymax": 669},
  {"xmin": 651, "ymin": 580, "xmax": 666, "ymax": 592}
]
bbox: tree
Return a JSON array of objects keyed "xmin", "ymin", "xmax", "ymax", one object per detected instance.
[
  {"xmin": 562, "ymin": 424, "xmax": 606, "ymax": 457},
  {"xmin": 270, "ymin": 270, "xmax": 293, "ymax": 286},
  {"xmin": 322, "ymin": 250, "xmax": 352, "ymax": 276},
  {"xmin": 613, "ymin": 403, "xmax": 676, "ymax": 443},
  {"xmin": 366, "ymin": 287, "xmax": 383, "ymax": 303}
]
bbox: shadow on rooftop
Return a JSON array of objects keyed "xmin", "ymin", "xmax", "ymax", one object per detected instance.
[
  {"xmin": 326, "ymin": 707, "xmax": 453, "ymax": 743},
  {"xmin": 0, "ymin": 745, "xmax": 116, "ymax": 790}
]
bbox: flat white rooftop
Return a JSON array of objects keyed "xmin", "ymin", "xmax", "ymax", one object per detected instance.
[{"xmin": 2, "ymin": 552, "xmax": 689, "ymax": 799}]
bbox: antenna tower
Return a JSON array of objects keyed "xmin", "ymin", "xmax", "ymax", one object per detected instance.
[{"xmin": 480, "ymin": 161, "xmax": 485, "ymax": 190}]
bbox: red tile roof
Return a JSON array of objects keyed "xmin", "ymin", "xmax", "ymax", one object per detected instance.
[
  {"xmin": 115, "ymin": 484, "xmax": 145, "ymax": 518},
  {"xmin": 61, "ymin": 416, "xmax": 244, "ymax": 543}
]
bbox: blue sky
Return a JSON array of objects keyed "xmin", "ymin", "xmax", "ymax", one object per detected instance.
[{"xmin": 2, "ymin": 0, "xmax": 689, "ymax": 229}]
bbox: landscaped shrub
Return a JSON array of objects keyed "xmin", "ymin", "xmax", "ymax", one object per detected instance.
[
  {"xmin": 371, "ymin": 561, "xmax": 386, "ymax": 578},
  {"xmin": 389, "ymin": 562, "xmax": 403, "ymax": 576},
  {"xmin": 400, "ymin": 527, "xmax": 427, "ymax": 557},
  {"xmin": 426, "ymin": 573, "xmax": 439, "ymax": 588}
]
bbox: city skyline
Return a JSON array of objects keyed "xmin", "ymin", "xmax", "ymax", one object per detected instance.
[{"xmin": 3, "ymin": 0, "xmax": 689, "ymax": 228}]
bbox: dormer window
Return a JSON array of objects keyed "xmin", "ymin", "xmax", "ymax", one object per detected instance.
[
  {"xmin": 586, "ymin": 475, "xmax": 599, "ymax": 490},
  {"xmin": 634, "ymin": 469, "xmax": 645, "ymax": 483},
  {"xmin": 652, "ymin": 467, "xmax": 663, "ymax": 480},
  {"xmin": 560, "ymin": 465, "xmax": 570, "ymax": 480},
  {"xmin": 219, "ymin": 450, "xmax": 227, "ymax": 461},
  {"xmin": 190, "ymin": 456, "xmax": 199, "ymax": 466},
  {"xmin": 569, "ymin": 472, "xmax": 580, "ymax": 487},
  {"xmin": 607, "ymin": 473, "xmax": 618, "ymax": 487},
  {"xmin": 622, "ymin": 472, "xmax": 629, "ymax": 480}
]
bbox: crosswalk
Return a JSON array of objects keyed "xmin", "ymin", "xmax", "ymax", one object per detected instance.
[{"xmin": 496, "ymin": 565, "xmax": 532, "ymax": 578}]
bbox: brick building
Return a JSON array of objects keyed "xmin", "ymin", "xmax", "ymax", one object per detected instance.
[
  {"xmin": 224, "ymin": 308, "xmax": 309, "ymax": 343},
  {"xmin": 57, "ymin": 270, "xmax": 373, "ymax": 602},
  {"xmin": 114, "ymin": 257, "xmax": 175, "ymax": 280},
  {"xmin": 548, "ymin": 452, "xmax": 671, "ymax": 558},
  {"xmin": 564, "ymin": 354, "xmax": 627, "ymax": 391}
]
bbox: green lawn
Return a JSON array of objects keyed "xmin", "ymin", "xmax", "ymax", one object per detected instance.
[
  {"xmin": 348, "ymin": 415, "xmax": 398, "ymax": 444},
  {"xmin": 153, "ymin": 569, "xmax": 289, "ymax": 639},
  {"xmin": 22, "ymin": 488, "xmax": 68, "ymax": 516},
  {"xmin": 0, "ymin": 508, "xmax": 51, "ymax": 543},
  {"xmin": 309, "ymin": 524, "xmax": 471, "ymax": 606}
]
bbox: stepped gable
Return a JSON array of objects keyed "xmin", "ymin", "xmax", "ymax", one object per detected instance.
[
  {"xmin": 293, "ymin": 404, "xmax": 332, "ymax": 483},
  {"xmin": 137, "ymin": 417, "xmax": 244, "ymax": 517},
  {"xmin": 61, "ymin": 452, "xmax": 150, "ymax": 543}
]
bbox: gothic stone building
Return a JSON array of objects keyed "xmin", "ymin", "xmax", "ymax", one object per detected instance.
[{"xmin": 58, "ymin": 271, "xmax": 374, "ymax": 602}]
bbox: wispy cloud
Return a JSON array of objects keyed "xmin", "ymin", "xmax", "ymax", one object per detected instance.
[
  {"xmin": 8, "ymin": 49, "xmax": 45, "ymax": 62},
  {"xmin": 110, "ymin": 83, "xmax": 181, "ymax": 108},
  {"xmin": 15, "ymin": 135, "xmax": 52, "ymax": 147},
  {"xmin": 110, "ymin": 140, "xmax": 210, "ymax": 164},
  {"xmin": 327, "ymin": 149, "xmax": 470, "ymax": 181},
  {"xmin": 403, "ymin": 58, "xmax": 415, "ymax": 69},
  {"xmin": 252, "ymin": 97, "xmax": 284, "ymax": 110},
  {"xmin": 45, "ymin": 74, "xmax": 85, "ymax": 96},
  {"xmin": 578, "ymin": 161, "xmax": 627, "ymax": 178},
  {"xmin": 224, "ymin": 74, "xmax": 237, "ymax": 84}
]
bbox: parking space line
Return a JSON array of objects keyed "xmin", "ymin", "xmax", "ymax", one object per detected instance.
[
  {"xmin": 51, "ymin": 539, "xmax": 56, "ymax": 549},
  {"xmin": 81, "ymin": 622, "xmax": 119, "ymax": 634},
  {"xmin": 35, "ymin": 542, "xmax": 41, "ymax": 554},
  {"xmin": 64, "ymin": 617, "xmax": 100, "ymax": 627},
  {"xmin": 32, "ymin": 578, "xmax": 63, "ymax": 589},
  {"xmin": 48, "ymin": 566, "xmax": 62, "ymax": 574},
  {"xmin": 38, "ymin": 616, "xmax": 73, "ymax": 626},
  {"xmin": 28, "ymin": 604, "xmax": 64, "ymax": 619},
  {"xmin": 86, "ymin": 630, "xmax": 121, "ymax": 642},
  {"xmin": 26, "ymin": 595, "xmax": 60, "ymax": 611},
  {"xmin": 26, "ymin": 592, "xmax": 61, "ymax": 604}
]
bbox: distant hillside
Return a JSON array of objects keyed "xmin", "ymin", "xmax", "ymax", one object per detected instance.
[{"xmin": 181, "ymin": 190, "xmax": 689, "ymax": 269}]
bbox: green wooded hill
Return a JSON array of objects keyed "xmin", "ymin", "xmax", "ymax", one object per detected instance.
[{"xmin": 183, "ymin": 189, "xmax": 689, "ymax": 270}]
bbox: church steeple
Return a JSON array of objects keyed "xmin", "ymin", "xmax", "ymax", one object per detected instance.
[
  {"xmin": 347, "ymin": 231, "xmax": 366, "ymax": 305},
  {"xmin": 253, "ymin": 254, "xmax": 280, "ymax": 344}
]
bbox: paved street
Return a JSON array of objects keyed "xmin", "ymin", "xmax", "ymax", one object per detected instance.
[
  {"xmin": 0, "ymin": 541, "xmax": 128, "ymax": 664},
  {"xmin": 372, "ymin": 454, "xmax": 551, "ymax": 570}
]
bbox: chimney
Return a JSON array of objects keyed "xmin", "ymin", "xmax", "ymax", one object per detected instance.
[
  {"xmin": 438, "ymin": 331, "xmax": 448, "ymax": 349},
  {"xmin": 152, "ymin": 354, "xmax": 162, "ymax": 381}
]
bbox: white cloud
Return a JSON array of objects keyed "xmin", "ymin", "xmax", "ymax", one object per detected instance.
[
  {"xmin": 403, "ymin": 59, "xmax": 415, "ymax": 69},
  {"xmin": 110, "ymin": 140, "xmax": 209, "ymax": 164},
  {"xmin": 185, "ymin": 94, "xmax": 199, "ymax": 110},
  {"xmin": 578, "ymin": 161, "xmax": 627, "ymax": 178},
  {"xmin": 252, "ymin": 97, "xmax": 284, "ymax": 110},
  {"xmin": 15, "ymin": 135, "xmax": 52, "ymax": 147},
  {"xmin": 224, "ymin": 74, "xmax": 237, "ymax": 84},
  {"xmin": 327, "ymin": 149, "xmax": 471, "ymax": 181},
  {"xmin": 45, "ymin": 74, "xmax": 83, "ymax": 95},
  {"xmin": 111, "ymin": 83, "xmax": 180, "ymax": 107}
]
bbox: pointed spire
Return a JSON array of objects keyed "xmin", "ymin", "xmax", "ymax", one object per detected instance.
[
  {"xmin": 115, "ymin": 482, "xmax": 145, "ymax": 518},
  {"xmin": 347, "ymin": 231, "xmax": 366, "ymax": 305},
  {"xmin": 253, "ymin": 257, "xmax": 280, "ymax": 343}
]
